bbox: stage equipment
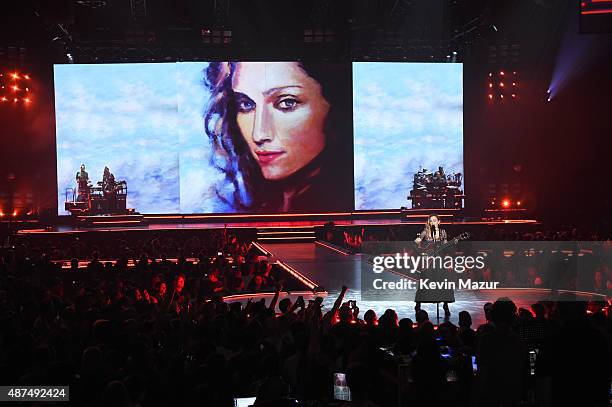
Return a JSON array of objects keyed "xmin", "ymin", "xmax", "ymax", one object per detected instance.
[
  {"xmin": 407, "ymin": 166, "xmax": 464, "ymax": 209},
  {"xmin": 65, "ymin": 169, "xmax": 128, "ymax": 216}
]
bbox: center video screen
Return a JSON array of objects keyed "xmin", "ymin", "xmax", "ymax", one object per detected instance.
[
  {"xmin": 353, "ymin": 62, "xmax": 464, "ymax": 210},
  {"xmin": 54, "ymin": 61, "xmax": 463, "ymax": 215},
  {"xmin": 54, "ymin": 62, "xmax": 354, "ymax": 215}
]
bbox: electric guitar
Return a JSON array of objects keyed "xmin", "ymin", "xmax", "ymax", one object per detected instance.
[{"xmin": 418, "ymin": 232, "xmax": 469, "ymax": 254}]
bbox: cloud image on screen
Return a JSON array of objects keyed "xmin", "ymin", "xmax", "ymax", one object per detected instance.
[
  {"xmin": 353, "ymin": 62, "xmax": 463, "ymax": 210},
  {"xmin": 55, "ymin": 61, "xmax": 353, "ymax": 215},
  {"xmin": 55, "ymin": 63, "xmax": 181, "ymax": 215}
]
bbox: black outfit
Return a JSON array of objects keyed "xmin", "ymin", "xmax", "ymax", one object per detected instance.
[
  {"xmin": 255, "ymin": 151, "xmax": 352, "ymax": 213},
  {"xmin": 76, "ymin": 170, "xmax": 90, "ymax": 202},
  {"xmin": 414, "ymin": 228, "xmax": 456, "ymax": 303}
]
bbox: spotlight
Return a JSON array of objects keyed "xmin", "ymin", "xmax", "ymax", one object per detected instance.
[
  {"xmin": 500, "ymin": 71, "xmax": 505, "ymax": 76},
  {"xmin": 24, "ymin": 98, "xmax": 31, "ymax": 103},
  {"xmin": 1, "ymin": 97, "xmax": 7, "ymax": 102},
  {"xmin": 12, "ymin": 210, "xmax": 17, "ymax": 217},
  {"xmin": 516, "ymin": 201, "xmax": 522, "ymax": 206},
  {"xmin": 488, "ymin": 94, "xmax": 493, "ymax": 99},
  {"xmin": 0, "ymin": 211, "xmax": 4, "ymax": 217},
  {"xmin": 547, "ymin": 96, "xmax": 552, "ymax": 102},
  {"xmin": 24, "ymin": 74, "xmax": 30, "ymax": 80},
  {"xmin": 500, "ymin": 94, "xmax": 504, "ymax": 99},
  {"xmin": 12, "ymin": 86, "xmax": 19, "ymax": 91},
  {"xmin": 502, "ymin": 199, "xmax": 511, "ymax": 208},
  {"xmin": 512, "ymin": 82, "xmax": 516, "ymax": 86},
  {"xmin": 13, "ymin": 98, "xmax": 18, "ymax": 102},
  {"xmin": 489, "ymin": 83, "xmax": 493, "ymax": 88},
  {"xmin": 489, "ymin": 72, "xmax": 493, "ymax": 77},
  {"xmin": 511, "ymin": 94, "xmax": 516, "ymax": 98},
  {"xmin": 11, "ymin": 73, "xmax": 19, "ymax": 79},
  {"xmin": 499, "ymin": 82, "xmax": 505, "ymax": 87}
]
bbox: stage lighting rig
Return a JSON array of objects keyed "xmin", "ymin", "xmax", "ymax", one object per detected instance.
[
  {"xmin": 0, "ymin": 70, "xmax": 33, "ymax": 106},
  {"xmin": 487, "ymin": 70, "xmax": 518, "ymax": 102}
]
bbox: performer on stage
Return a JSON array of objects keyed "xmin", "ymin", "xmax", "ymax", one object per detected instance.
[
  {"xmin": 75, "ymin": 164, "xmax": 90, "ymax": 202},
  {"xmin": 102, "ymin": 166, "xmax": 118, "ymax": 213},
  {"xmin": 414, "ymin": 214, "xmax": 455, "ymax": 317}
]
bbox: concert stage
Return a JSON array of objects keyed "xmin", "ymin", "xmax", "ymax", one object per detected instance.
[
  {"xmin": 8, "ymin": 212, "xmax": 606, "ymax": 327},
  {"xmin": 15, "ymin": 209, "xmax": 539, "ymax": 235},
  {"xmin": 247, "ymin": 242, "xmax": 607, "ymax": 326}
]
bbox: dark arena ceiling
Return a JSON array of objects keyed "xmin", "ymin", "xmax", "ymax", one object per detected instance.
[{"xmin": 1, "ymin": 0, "xmax": 562, "ymax": 64}]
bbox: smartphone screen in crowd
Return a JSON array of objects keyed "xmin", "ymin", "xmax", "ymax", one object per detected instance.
[{"xmin": 333, "ymin": 372, "xmax": 351, "ymax": 401}]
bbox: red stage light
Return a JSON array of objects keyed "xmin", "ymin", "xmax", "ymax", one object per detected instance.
[
  {"xmin": 511, "ymin": 94, "xmax": 516, "ymax": 98},
  {"xmin": 488, "ymin": 94, "xmax": 493, "ymax": 99},
  {"xmin": 488, "ymin": 72, "xmax": 493, "ymax": 77},
  {"xmin": 500, "ymin": 94, "xmax": 504, "ymax": 99},
  {"xmin": 25, "ymin": 87, "xmax": 29, "ymax": 92},
  {"xmin": 12, "ymin": 85, "xmax": 19, "ymax": 91},
  {"xmin": 489, "ymin": 83, "xmax": 493, "ymax": 88},
  {"xmin": 516, "ymin": 201, "xmax": 522, "ymax": 206},
  {"xmin": 13, "ymin": 98, "xmax": 18, "ymax": 102},
  {"xmin": 24, "ymin": 98, "xmax": 30, "ymax": 103},
  {"xmin": 1, "ymin": 97, "xmax": 6, "ymax": 102},
  {"xmin": 499, "ymin": 82, "xmax": 505, "ymax": 87},
  {"xmin": 12, "ymin": 210, "xmax": 18, "ymax": 217},
  {"xmin": 500, "ymin": 71, "xmax": 505, "ymax": 76},
  {"xmin": 512, "ymin": 82, "xmax": 516, "ymax": 86},
  {"xmin": 502, "ymin": 199, "xmax": 511, "ymax": 208},
  {"xmin": 24, "ymin": 74, "xmax": 30, "ymax": 79},
  {"xmin": 11, "ymin": 73, "xmax": 19, "ymax": 79},
  {"xmin": 0, "ymin": 211, "xmax": 4, "ymax": 217}
]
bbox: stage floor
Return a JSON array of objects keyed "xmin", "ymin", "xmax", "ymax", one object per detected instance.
[
  {"xmin": 16, "ymin": 216, "xmax": 539, "ymax": 235},
  {"xmin": 258, "ymin": 242, "xmax": 604, "ymax": 326}
]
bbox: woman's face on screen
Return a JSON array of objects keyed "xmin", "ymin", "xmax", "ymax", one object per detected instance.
[{"xmin": 232, "ymin": 62, "xmax": 330, "ymax": 180}]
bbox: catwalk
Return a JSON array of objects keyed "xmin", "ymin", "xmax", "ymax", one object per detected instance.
[{"xmin": 259, "ymin": 242, "xmax": 605, "ymax": 326}]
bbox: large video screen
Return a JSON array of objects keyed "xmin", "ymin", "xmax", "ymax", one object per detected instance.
[
  {"xmin": 55, "ymin": 61, "xmax": 462, "ymax": 215},
  {"xmin": 54, "ymin": 62, "xmax": 354, "ymax": 215},
  {"xmin": 353, "ymin": 62, "xmax": 464, "ymax": 210}
]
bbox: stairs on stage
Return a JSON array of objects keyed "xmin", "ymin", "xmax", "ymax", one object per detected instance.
[
  {"xmin": 256, "ymin": 226, "xmax": 316, "ymax": 243},
  {"xmin": 76, "ymin": 214, "xmax": 147, "ymax": 228}
]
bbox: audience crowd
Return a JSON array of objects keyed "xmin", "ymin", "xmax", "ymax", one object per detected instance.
[{"xmin": 0, "ymin": 229, "xmax": 610, "ymax": 406}]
